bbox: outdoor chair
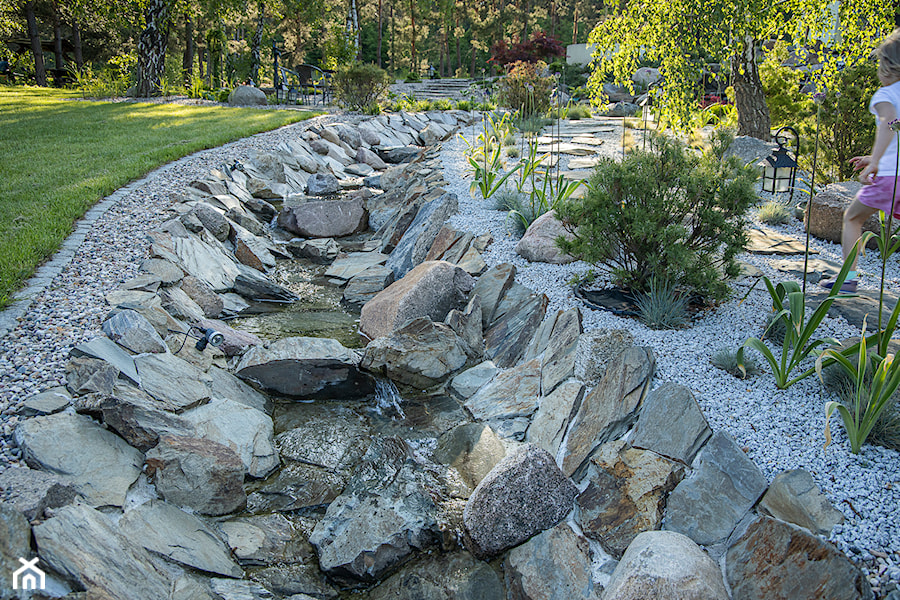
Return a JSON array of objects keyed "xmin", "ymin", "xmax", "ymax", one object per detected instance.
[{"xmin": 298, "ymin": 64, "xmax": 329, "ymax": 105}]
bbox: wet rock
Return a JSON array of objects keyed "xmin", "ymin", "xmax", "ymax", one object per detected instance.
[
  {"xmin": 484, "ymin": 284, "xmax": 549, "ymax": 368},
  {"xmin": 207, "ymin": 365, "xmax": 270, "ymax": 413},
  {"xmin": 19, "ymin": 387, "xmax": 71, "ymax": 417},
  {"xmin": 385, "ymin": 193, "xmax": 459, "ymax": 278},
  {"xmin": 361, "ymin": 317, "xmax": 470, "ymax": 389},
  {"xmin": 527, "ymin": 380, "xmax": 585, "ymax": 457},
  {"xmin": 367, "ymin": 551, "xmax": 505, "ymax": 600},
  {"xmin": 135, "ymin": 352, "xmax": 212, "ymax": 411},
  {"xmin": 0, "ymin": 503, "xmax": 31, "ymax": 600},
  {"xmin": 250, "ymin": 563, "xmax": 339, "ymax": 599},
  {"xmin": 505, "ymin": 522, "xmax": 600, "ymax": 600},
  {"xmin": 757, "ymin": 469, "xmax": 845, "ymax": 536},
  {"xmin": 181, "ymin": 275, "xmax": 225, "ymax": 318},
  {"xmin": 219, "ymin": 513, "xmax": 312, "ymax": 566},
  {"xmin": 324, "ymin": 251, "xmax": 389, "ymax": 283},
  {"xmin": 14, "ymin": 413, "xmax": 142, "ymax": 507},
  {"xmin": 100, "ymin": 382, "xmax": 194, "ymax": 451},
  {"xmin": 541, "ymin": 307, "xmax": 582, "ymax": 394},
  {"xmin": 630, "ymin": 382, "xmax": 712, "ymax": 465},
  {"xmin": 247, "ymin": 462, "xmax": 346, "ymax": 513},
  {"xmin": 343, "ymin": 265, "xmax": 395, "ymax": 307},
  {"xmin": 435, "ymin": 423, "xmax": 506, "ymax": 492},
  {"xmin": 119, "ymin": 499, "xmax": 242, "ymax": 577},
  {"xmin": 515, "ymin": 210, "xmax": 576, "ymax": 264},
  {"xmin": 146, "ymin": 435, "xmax": 246, "ymax": 516},
  {"xmin": 464, "ymin": 444, "xmax": 578, "ymax": 557},
  {"xmin": 288, "ymin": 238, "xmax": 341, "ymax": 264},
  {"xmin": 573, "ymin": 328, "xmax": 635, "ymax": 386},
  {"xmin": 197, "ymin": 317, "xmax": 262, "ymax": 357},
  {"xmin": 275, "ymin": 411, "xmax": 369, "ymax": 471},
  {"xmin": 309, "ymin": 438, "xmax": 441, "ymax": 582},
  {"xmin": 576, "ymin": 440, "xmax": 684, "ymax": 558},
  {"xmin": 232, "ymin": 265, "xmax": 298, "ymax": 301},
  {"xmin": 235, "ymin": 336, "xmax": 374, "ymax": 399},
  {"xmin": 562, "ymin": 346, "xmax": 655, "ymax": 477},
  {"xmin": 193, "ymin": 202, "xmax": 232, "ymax": 241},
  {"xmin": 0, "ymin": 467, "xmax": 80, "ymax": 520},
  {"xmin": 603, "ymin": 530, "xmax": 729, "ymax": 600},
  {"xmin": 449, "ymin": 360, "xmax": 500, "ymax": 400},
  {"xmin": 278, "ymin": 198, "xmax": 368, "ymax": 238},
  {"xmin": 464, "ymin": 359, "xmax": 541, "ymax": 436},
  {"xmin": 726, "ymin": 516, "xmax": 870, "ymax": 600},
  {"xmin": 664, "ymin": 431, "xmax": 767, "ymax": 546},
  {"xmin": 65, "ymin": 356, "xmax": 118, "ymax": 396},
  {"xmin": 33, "ymin": 504, "xmax": 174, "ymax": 599},
  {"xmin": 182, "ymin": 398, "xmax": 279, "ymax": 478},
  {"xmin": 360, "ymin": 260, "xmax": 474, "ymax": 340},
  {"xmin": 306, "ymin": 173, "xmax": 340, "ymax": 196},
  {"xmin": 473, "ymin": 263, "xmax": 517, "ymax": 329}
]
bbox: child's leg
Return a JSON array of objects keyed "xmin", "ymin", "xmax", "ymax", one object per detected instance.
[{"xmin": 842, "ymin": 198, "xmax": 879, "ymax": 268}]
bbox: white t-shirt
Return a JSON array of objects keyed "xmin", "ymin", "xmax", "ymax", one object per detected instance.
[{"xmin": 870, "ymin": 80, "xmax": 900, "ymax": 177}]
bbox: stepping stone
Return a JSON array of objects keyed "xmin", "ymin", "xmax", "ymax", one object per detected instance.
[
  {"xmin": 536, "ymin": 143, "xmax": 599, "ymax": 156},
  {"xmin": 746, "ymin": 226, "xmax": 818, "ymax": 256},
  {"xmin": 570, "ymin": 136, "xmax": 607, "ymax": 145},
  {"xmin": 567, "ymin": 156, "xmax": 602, "ymax": 169}
]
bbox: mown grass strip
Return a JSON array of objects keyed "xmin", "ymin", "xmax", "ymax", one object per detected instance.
[{"xmin": 0, "ymin": 86, "xmax": 317, "ymax": 309}]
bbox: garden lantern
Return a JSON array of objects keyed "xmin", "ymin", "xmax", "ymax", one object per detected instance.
[
  {"xmin": 288, "ymin": 86, "xmax": 298, "ymax": 104},
  {"xmin": 275, "ymin": 85, "xmax": 286, "ymax": 103},
  {"xmin": 762, "ymin": 126, "xmax": 800, "ymax": 203}
]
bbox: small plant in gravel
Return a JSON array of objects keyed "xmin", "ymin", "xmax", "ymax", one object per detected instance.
[
  {"xmin": 455, "ymin": 100, "xmax": 473, "ymax": 111},
  {"xmin": 822, "ymin": 361, "xmax": 900, "ymax": 451},
  {"xmin": 567, "ymin": 104, "xmax": 592, "ymax": 120},
  {"xmin": 756, "ymin": 200, "xmax": 792, "ymax": 225},
  {"xmin": 494, "ymin": 190, "xmax": 534, "ymax": 236},
  {"xmin": 711, "ymin": 347, "xmax": 759, "ymax": 379},
  {"xmin": 634, "ymin": 278, "xmax": 688, "ymax": 329},
  {"xmin": 506, "ymin": 146, "xmax": 520, "ymax": 158}
]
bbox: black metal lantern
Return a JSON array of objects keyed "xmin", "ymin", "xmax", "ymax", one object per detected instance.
[
  {"xmin": 288, "ymin": 86, "xmax": 298, "ymax": 104},
  {"xmin": 275, "ymin": 84, "xmax": 286, "ymax": 103},
  {"xmin": 763, "ymin": 126, "xmax": 800, "ymax": 203}
]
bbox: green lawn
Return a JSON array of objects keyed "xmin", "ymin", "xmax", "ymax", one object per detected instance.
[{"xmin": 0, "ymin": 86, "xmax": 317, "ymax": 309}]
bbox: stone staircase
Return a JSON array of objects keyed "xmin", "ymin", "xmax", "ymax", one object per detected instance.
[{"xmin": 392, "ymin": 78, "xmax": 474, "ymax": 101}]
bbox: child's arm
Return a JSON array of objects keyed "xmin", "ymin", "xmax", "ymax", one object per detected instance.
[{"xmin": 859, "ymin": 101, "xmax": 899, "ymax": 184}]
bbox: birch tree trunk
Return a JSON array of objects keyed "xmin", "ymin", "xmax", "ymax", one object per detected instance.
[{"xmin": 136, "ymin": 0, "xmax": 170, "ymax": 97}]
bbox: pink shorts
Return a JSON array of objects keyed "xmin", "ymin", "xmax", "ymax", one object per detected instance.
[{"xmin": 858, "ymin": 176, "xmax": 900, "ymax": 217}]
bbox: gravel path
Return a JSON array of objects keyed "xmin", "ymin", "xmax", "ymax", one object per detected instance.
[{"xmin": 445, "ymin": 120, "xmax": 900, "ymax": 576}]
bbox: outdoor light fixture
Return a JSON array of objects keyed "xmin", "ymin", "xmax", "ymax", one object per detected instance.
[
  {"xmin": 288, "ymin": 86, "xmax": 298, "ymax": 104},
  {"xmin": 276, "ymin": 84, "xmax": 286, "ymax": 103},
  {"xmin": 194, "ymin": 328, "xmax": 225, "ymax": 351},
  {"xmin": 763, "ymin": 126, "xmax": 800, "ymax": 203}
]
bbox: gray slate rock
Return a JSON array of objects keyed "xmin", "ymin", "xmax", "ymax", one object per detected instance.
[
  {"xmin": 250, "ymin": 563, "xmax": 338, "ymax": 599},
  {"xmin": 19, "ymin": 387, "xmax": 71, "ymax": 417},
  {"xmin": 366, "ymin": 551, "xmax": 505, "ymax": 600},
  {"xmin": 33, "ymin": 503, "xmax": 174, "ymax": 599},
  {"xmin": 505, "ymin": 522, "xmax": 600, "ymax": 600},
  {"xmin": 361, "ymin": 317, "xmax": 470, "ymax": 389},
  {"xmin": 464, "ymin": 358, "xmax": 541, "ymax": 436},
  {"xmin": 14, "ymin": 413, "xmax": 142, "ymax": 507},
  {"xmin": 0, "ymin": 503, "xmax": 31, "ymax": 600},
  {"xmin": 103, "ymin": 308, "xmax": 168, "ymax": 354},
  {"xmin": 193, "ymin": 203, "xmax": 231, "ymax": 241},
  {"xmin": 65, "ymin": 356, "xmax": 118, "ymax": 396},
  {"xmin": 573, "ymin": 328, "xmax": 635, "ymax": 386},
  {"xmin": 473, "ymin": 263, "xmax": 516, "ymax": 329},
  {"xmin": 207, "ymin": 365, "xmax": 270, "ymax": 413},
  {"xmin": 444, "ymin": 295, "xmax": 484, "ymax": 359},
  {"xmin": 288, "ymin": 238, "xmax": 341, "ymax": 264},
  {"xmin": 603, "ymin": 530, "xmax": 729, "ymax": 600},
  {"xmin": 449, "ymin": 360, "xmax": 500, "ymax": 400},
  {"xmin": 182, "ymin": 398, "xmax": 279, "ymax": 478},
  {"xmin": 356, "ymin": 146, "xmax": 388, "ymax": 170},
  {"xmin": 278, "ymin": 198, "xmax": 368, "ymax": 238},
  {"xmin": 232, "ymin": 265, "xmax": 298, "ymax": 301},
  {"xmin": 527, "ymin": 380, "xmax": 585, "ymax": 457},
  {"xmin": 210, "ymin": 578, "xmax": 276, "ymax": 600},
  {"xmin": 219, "ymin": 513, "xmax": 312, "ymax": 567},
  {"xmin": 100, "ymin": 382, "xmax": 194, "ymax": 451},
  {"xmin": 135, "ymin": 352, "xmax": 211, "ymax": 411},
  {"xmin": 630, "ymin": 382, "xmax": 712, "ymax": 465},
  {"xmin": 235, "ymin": 336, "xmax": 374, "ymax": 399},
  {"xmin": 159, "ymin": 285, "xmax": 206, "ymax": 322},
  {"xmin": 484, "ymin": 283, "xmax": 549, "ymax": 369},
  {"xmin": 757, "ymin": 469, "xmax": 845, "ymax": 536},
  {"xmin": 562, "ymin": 346, "xmax": 655, "ymax": 477},
  {"xmin": 541, "ymin": 307, "xmax": 582, "ymax": 394},
  {"xmin": 306, "ymin": 173, "xmax": 340, "ymax": 196},
  {"xmin": 274, "ymin": 410, "xmax": 369, "ymax": 471},
  {"xmin": 118, "ymin": 500, "xmax": 243, "ymax": 577},
  {"xmin": 376, "ymin": 145, "xmax": 422, "ymax": 164},
  {"xmin": 343, "ymin": 264, "xmax": 395, "ymax": 307},
  {"xmin": 247, "ymin": 462, "xmax": 346, "ymax": 513},
  {"xmin": 146, "ymin": 435, "xmax": 247, "ymax": 516},
  {"xmin": 434, "ymin": 422, "xmax": 506, "ymax": 492},
  {"xmin": 173, "ymin": 235, "xmax": 241, "ymax": 292},
  {"xmin": 324, "ymin": 251, "xmax": 389, "ymax": 282},
  {"xmin": 464, "ymin": 444, "xmax": 578, "ymax": 557},
  {"xmin": 726, "ymin": 516, "xmax": 870, "ymax": 600},
  {"xmin": 0, "ymin": 467, "xmax": 80, "ymax": 520},
  {"xmin": 664, "ymin": 430, "xmax": 767, "ymax": 546},
  {"xmin": 181, "ymin": 275, "xmax": 225, "ymax": 318},
  {"xmin": 385, "ymin": 193, "xmax": 459, "ymax": 278},
  {"xmin": 140, "ymin": 258, "xmax": 184, "ymax": 284}
]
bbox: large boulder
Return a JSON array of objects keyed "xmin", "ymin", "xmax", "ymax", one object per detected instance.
[
  {"xmin": 385, "ymin": 192, "xmax": 459, "ymax": 278},
  {"xmin": 463, "ymin": 444, "xmax": 578, "ymax": 558},
  {"xmin": 484, "ymin": 284, "xmax": 549, "ymax": 369},
  {"xmin": 366, "ymin": 551, "xmax": 505, "ymax": 600},
  {"xmin": 235, "ymin": 336, "xmax": 374, "ymax": 399},
  {"xmin": 603, "ymin": 530, "xmax": 729, "ymax": 600},
  {"xmin": 515, "ymin": 211, "xmax": 576, "ymax": 264},
  {"xmin": 474, "ymin": 263, "xmax": 517, "ymax": 329},
  {"xmin": 278, "ymin": 198, "xmax": 368, "ymax": 238},
  {"xmin": 228, "ymin": 85, "xmax": 267, "ymax": 106},
  {"xmin": 360, "ymin": 317, "xmax": 470, "ymax": 389},
  {"xmin": 14, "ymin": 413, "xmax": 143, "ymax": 507},
  {"xmin": 806, "ymin": 181, "xmax": 883, "ymax": 245},
  {"xmin": 146, "ymin": 435, "xmax": 247, "ymax": 516},
  {"xmin": 360, "ymin": 260, "xmax": 474, "ymax": 340},
  {"xmin": 99, "ymin": 382, "xmax": 194, "ymax": 451},
  {"xmin": 726, "ymin": 516, "xmax": 871, "ymax": 600}
]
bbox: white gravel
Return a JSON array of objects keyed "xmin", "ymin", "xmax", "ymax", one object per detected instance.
[{"xmin": 444, "ymin": 121, "xmax": 900, "ymax": 568}]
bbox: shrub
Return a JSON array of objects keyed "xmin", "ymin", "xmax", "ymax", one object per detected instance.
[
  {"xmin": 760, "ymin": 42, "xmax": 814, "ymax": 129},
  {"xmin": 490, "ymin": 32, "xmax": 565, "ymax": 67},
  {"xmin": 507, "ymin": 146, "xmax": 520, "ymax": 158},
  {"xmin": 432, "ymin": 98, "xmax": 453, "ymax": 111},
  {"xmin": 333, "ymin": 62, "xmax": 392, "ymax": 110},
  {"xmin": 567, "ymin": 104, "xmax": 592, "ymax": 120},
  {"xmin": 757, "ymin": 200, "xmax": 791, "ymax": 225},
  {"xmin": 635, "ymin": 278, "xmax": 688, "ymax": 329},
  {"xmin": 404, "ymin": 71, "xmax": 421, "ymax": 83},
  {"xmin": 455, "ymin": 100, "xmax": 473, "ymax": 111},
  {"xmin": 711, "ymin": 347, "xmax": 760, "ymax": 379},
  {"xmin": 556, "ymin": 133, "xmax": 757, "ymax": 301},
  {"xmin": 498, "ymin": 61, "xmax": 553, "ymax": 117}
]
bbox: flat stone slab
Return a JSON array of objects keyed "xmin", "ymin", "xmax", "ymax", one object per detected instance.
[
  {"xmin": 324, "ymin": 252, "xmax": 389, "ymax": 282},
  {"xmin": 567, "ymin": 156, "xmax": 603, "ymax": 169},
  {"xmin": 70, "ymin": 336, "xmax": 140, "ymax": 384},
  {"xmin": 536, "ymin": 143, "xmax": 599, "ymax": 156},
  {"xmin": 746, "ymin": 227, "xmax": 818, "ymax": 256},
  {"xmin": 464, "ymin": 358, "xmax": 541, "ymax": 424}
]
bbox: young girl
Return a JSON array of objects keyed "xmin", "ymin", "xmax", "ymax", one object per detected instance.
[{"xmin": 821, "ymin": 29, "xmax": 900, "ymax": 292}]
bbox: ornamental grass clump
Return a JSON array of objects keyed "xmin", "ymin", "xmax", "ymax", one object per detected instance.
[
  {"xmin": 555, "ymin": 133, "xmax": 757, "ymax": 301},
  {"xmin": 634, "ymin": 278, "xmax": 688, "ymax": 329},
  {"xmin": 711, "ymin": 347, "xmax": 759, "ymax": 379},
  {"xmin": 756, "ymin": 200, "xmax": 792, "ymax": 225}
]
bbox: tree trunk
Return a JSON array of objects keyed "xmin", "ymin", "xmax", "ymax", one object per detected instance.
[
  {"xmin": 51, "ymin": 0, "xmax": 63, "ymax": 78},
  {"xmin": 250, "ymin": 0, "xmax": 264, "ymax": 83},
  {"xmin": 72, "ymin": 19, "xmax": 83, "ymax": 71},
  {"xmin": 136, "ymin": 0, "xmax": 170, "ymax": 97},
  {"xmin": 25, "ymin": 1, "xmax": 46, "ymax": 86},
  {"xmin": 410, "ymin": 0, "xmax": 416, "ymax": 74},
  {"xmin": 377, "ymin": 0, "xmax": 383, "ymax": 67},
  {"xmin": 183, "ymin": 14, "xmax": 194, "ymax": 87},
  {"xmin": 731, "ymin": 36, "xmax": 771, "ymax": 140},
  {"xmin": 348, "ymin": 0, "xmax": 360, "ymax": 60},
  {"xmin": 390, "ymin": 3, "xmax": 395, "ymax": 70}
]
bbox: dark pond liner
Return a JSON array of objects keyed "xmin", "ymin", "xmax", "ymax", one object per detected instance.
[{"xmin": 574, "ymin": 284, "xmax": 640, "ymax": 316}]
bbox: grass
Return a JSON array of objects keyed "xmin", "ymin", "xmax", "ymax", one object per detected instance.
[{"xmin": 0, "ymin": 86, "xmax": 317, "ymax": 308}]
